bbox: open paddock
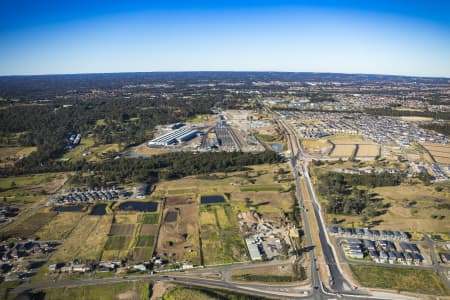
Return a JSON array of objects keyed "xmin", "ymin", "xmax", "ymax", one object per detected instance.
[
  {"xmin": 50, "ymin": 215, "xmax": 112, "ymax": 262},
  {"xmin": 0, "ymin": 146, "xmax": 37, "ymax": 166},
  {"xmin": 0, "ymin": 172, "xmax": 67, "ymax": 207},
  {"xmin": 36, "ymin": 212, "xmax": 83, "ymax": 240},
  {"xmin": 2, "ymin": 211, "xmax": 57, "ymax": 239}
]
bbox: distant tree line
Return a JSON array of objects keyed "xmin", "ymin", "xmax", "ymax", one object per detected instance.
[
  {"xmin": 2, "ymin": 151, "xmax": 283, "ymax": 187},
  {"xmin": 365, "ymin": 108, "xmax": 450, "ymax": 120},
  {"xmin": 419, "ymin": 123, "xmax": 450, "ymax": 136}
]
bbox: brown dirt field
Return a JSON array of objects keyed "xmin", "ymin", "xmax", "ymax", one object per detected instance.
[
  {"xmin": 422, "ymin": 143, "xmax": 450, "ymax": 164},
  {"xmin": 140, "ymin": 224, "xmax": 158, "ymax": 235},
  {"xmin": 356, "ymin": 144, "xmax": 380, "ymax": 158},
  {"xmin": 329, "ymin": 144, "xmax": 356, "ymax": 157},
  {"xmin": 155, "ymin": 197, "xmax": 200, "ymax": 264},
  {"xmin": 166, "ymin": 195, "xmax": 196, "ymax": 206},
  {"xmin": 110, "ymin": 224, "xmax": 135, "ymax": 236}
]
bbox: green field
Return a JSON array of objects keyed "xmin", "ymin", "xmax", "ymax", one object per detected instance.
[
  {"xmin": 42, "ymin": 282, "xmax": 150, "ymax": 300},
  {"xmin": 142, "ymin": 213, "xmax": 160, "ymax": 224},
  {"xmin": 136, "ymin": 235, "xmax": 155, "ymax": 247},
  {"xmin": 350, "ymin": 265, "xmax": 449, "ymax": 295},
  {"xmin": 199, "ymin": 204, "xmax": 246, "ymax": 265},
  {"xmin": 0, "ymin": 172, "xmax": 66, "ymax": 207},
  {"xmin": 104, "ymin": 236, "xmax": 131, "ymax": 251},
  {"xmin": 240, "ymin": 184, "xmax": 286, "ymax": 192},
  {"xmin": 163, "ymin": 286, "xmax": 264, "ymax": 300}
]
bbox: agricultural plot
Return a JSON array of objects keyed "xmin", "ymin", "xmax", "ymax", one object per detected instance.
[
  {"xmin": 132, "ymin": 247, "xmax": 154, "ymax": 261},
  {"xmin": 36, "ymin": 212, "xmax": 83, "ymax": 240},
  {"xmin": 104, "ymin": 236, "xmax": 132, "ymax": 250},
  {"xmin": 109, "ymin": 224, "xmax": 135, "ymax": 236},
  {"xmin": 142, "ymin": 213, "xmax": 160, "ymax": 224},
  {"xmin": 136, "ymin": 235, "xmax": 155, "ymax": 247},
  {"xmin": 199, "ymin": 204, "xmax": 246, "ymax": 265},
  {"xmin": 355, "ymin": 144, "xmax": 380, "ymax": 159},
  {"xmin": 114, "ymin": 214, "xmax": 139, "ymax": 224},
  {"xmin": 155, "ymin": 196, "xmax": 201, "ymax": 265},
  {"xmin": 140, "ymin": 224, "xmax": 158, "ymax": 235},
  {"xmin": 1, "ymin": 211, "xmax": 57, "ymax": 239},
  {"xmin": 50, "ymin": 215, "xmax": 112, "ymax": 262},
  {"xmin": 423, "ymin": 143, "xmax": 450, "ymax": 165}
]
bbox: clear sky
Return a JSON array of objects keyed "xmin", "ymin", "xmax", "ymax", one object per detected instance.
[{"xmin": 0, "ymin": 0, "xmax": 449, "ymax": 77}]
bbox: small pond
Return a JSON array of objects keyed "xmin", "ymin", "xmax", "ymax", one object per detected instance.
[
  {"xmin": 53, "ymin": 205, "xmax": 85, "ymax": 212},
  {"xmin": 118, "ymin": 201, "xmax": 158, "ymax": 212},
  {"xmin": 164, "ymin": 211, "xmax": 178, "ymax": 222},
  {"xmin": 271, "ymin": 143, "xmax": 283, "ymax": 151},
  {"xmin": 90, "ymin": 204, "xmax": 107, "ymax": 215},
  {"xmin": 200, "ymin": 195, "xmax": 225, "ymax": 204}
]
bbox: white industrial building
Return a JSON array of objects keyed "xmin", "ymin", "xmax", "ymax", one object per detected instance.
[
  {"xmin": 245, "ymin": 238, "xmax": 263, "ymax": 261},
  {"xmin": 148, "ymin": 126, "xmax": 198, "ymax": 146}
]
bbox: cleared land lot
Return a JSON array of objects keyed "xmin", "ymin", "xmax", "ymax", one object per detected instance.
[
  {"xmin": 50, "ymin": 215, "xmax": 112, "ymax": 262},
  {"xmin": 355, "ymin": 144, "xmax": 380, "ymax": 159},
  {"xmin": 350, "ymin": 265, "xmax": 448, "ymax": 296},
  {"xmin": 155, "ymin": 196, "xmax": 201, "ymax": 265},
  {"xmin": 422, "ymin": 143, "xmax": 450, "ymax": 165},
  {"xmin": 36, "ymin": 212, "xmax": 83, "ymax": 240}
]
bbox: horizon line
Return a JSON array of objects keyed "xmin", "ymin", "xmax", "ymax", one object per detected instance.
[{"xmin": 1, "ymin": 70, "xmax": 449, "ymax": 80}]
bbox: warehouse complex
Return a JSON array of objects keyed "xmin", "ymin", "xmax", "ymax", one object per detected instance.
[{"xmin": 148, "ymin": 125, "xmax": 198, "ymax": 146}]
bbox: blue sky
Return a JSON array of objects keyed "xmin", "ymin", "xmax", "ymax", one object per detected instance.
[{"xmin": 0, "ymin": 1, "xmax": 449, "ymax": 77}]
